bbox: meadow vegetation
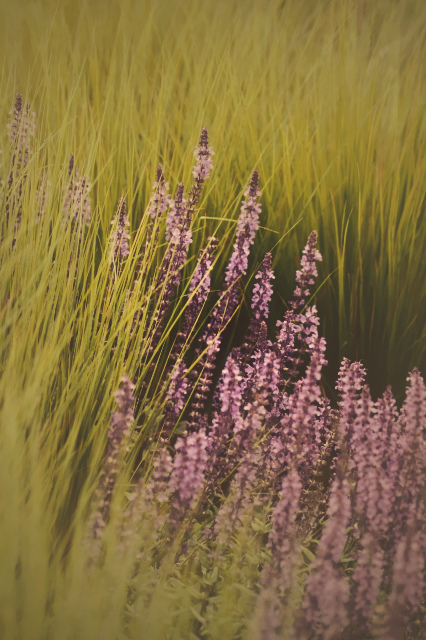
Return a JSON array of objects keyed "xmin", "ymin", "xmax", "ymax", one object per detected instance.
[{"xmin": 0, "ymin": 0, "xmax": 425, "ymax": 638}]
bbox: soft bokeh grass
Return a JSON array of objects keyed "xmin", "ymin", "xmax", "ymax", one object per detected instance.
[
  {"xmin": 0, "ymin": 1, "xmax": 425, "ymax": 638},
  {"xmin": 1, "ymin": 0, "xmax": 424, "ymax": 399}
]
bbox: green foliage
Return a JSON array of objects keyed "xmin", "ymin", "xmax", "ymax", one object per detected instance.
[{"xmin": 1, "ymin": 0, "xmax": 424, "ymax": 397}]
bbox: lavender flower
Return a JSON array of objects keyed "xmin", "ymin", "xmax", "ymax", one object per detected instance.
[
  {"xmin": 162, "ymin": 361, "xmax": 189, "ymax": 437},
  {"xmin": 169, "ymin": 237, "xmax": 217, "ymax": 368},
  {"xmin": 35, "ymin": 173, "xmax": 51, "ymax": 224},
  {"xmin": 290, "ymin": 230, "xmax": 322, "ymax": 310},
  {"xmin": 121, "ymin": 448, "xmax": 173, "ymax": 556},
  {"xmin": 187, "ymin": 170, "xmax": 262, "ymax": 428},
  {"xmin": 192, "ymin": 128, "xmax": 214, "ymax": 182},
  {"xmin": 187, "ymin": 238, "xmax": 217, "ymax": 316},
  {"xmin": 147, "ymin": 165, "xmax": 170, "ymax": 220},
  {"xmin": 241, "ymin": 253, "xmax": 275, "ymax": 361},
  {"xmin": 186, "ymin": 127, "xmax": 214, "ymax": 213},
  {"xmin": 387, "ymin": 368, "xmax": 426, "ymax": 561},
  {"xmin": 208, "ymin": 351, "xmax": 245, "ymax": 466},
  {"xmin": 161, "ymin": 239, "xmax": 218, "ymax": 436},
  {"xmin": 386, "ymin": 509, "xmax": 425, "ymax": 639},
  {"xmin": 336, "ymin": 358, "xmax": 367, "ymax": 445},
  {"xmin": 109, "ymin": 196, "xmax": 130, "ymax": 271},
  {"xmin": 6, "ymin": 93, "xmax": 35, "ymax": 166},
  {"xmin": 224, "ymin": 169, "xmax": 261, "ymax": 293},
  {"xmin": 63, "ymin": 154, "xmax": 92, "ymax": 231},
  {"xmin": 87, "ymin": 376, "xmax": 135, "ymax": 557},
  {"xmin": 251, "ymin": 253, "xmax": 274, "ymax": 321},
  {"xmin": 265, "ymin": 335, "xmax": 328, "ymax": 484},
  {"xmin": 275, "ymin": 310, "xmax": 300, "ymax": 381},
  {"xmin": 5, "ymin": 94, "xmax": 36, "ymax": 235},
  {"xmin": 241, "ymin": 334, "xmax": 281, "ymax": 412},
  {"xmin": 165, "ymin": 184, "xmax": 188, "ymax": 245},
  {"xmin": 252, "ymin": 469, "xmax": 302, "ymax": 639},
  {"xmin": 352, "ymin": 533, "xmax": 384, "ymax": 631},
  {"xmin": 166, "ymin": 362, "xmax": 188, "ymax": 418},
  {"xmin": 212, "ymin": 397, "xmax": 268, "ymax": 544},
  {"xmin": 168, "ymin": 428, "xmax": 209, "ymax": 514},
  {"xmin": 141, "ymin": 165, "xmax": 170, "ymax": 271},
  {"xmin": 143, "ymin": 184, "xmax": 193, "ymax": 373},
  {"xmin": 271, "ymin": 232, "xmax": 322, "ymax": 390},
  {"xmin": 130, "ymin": 166, "xmax": 171, "ymax": 337},
  {"xmin": 299, "ymin": 473, "xmax": 351, "ymax": 640}
]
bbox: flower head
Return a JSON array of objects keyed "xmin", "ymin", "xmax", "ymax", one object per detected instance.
[
  {"xmin": 109, "ymin": 196, "xmax": 130, "ymax": 269},
  {"xmin": 63, "ymin": 154, "xmax": 92, "ymax": 230}
]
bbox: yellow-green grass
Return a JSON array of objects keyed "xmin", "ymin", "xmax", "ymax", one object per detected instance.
[
  {"xmin": 0, "ymin": 2, "xmax": 425, "ymax": 637},
  {"xmin": 1, "ymin": 0, "xmax": 424, "ymax": 399}
]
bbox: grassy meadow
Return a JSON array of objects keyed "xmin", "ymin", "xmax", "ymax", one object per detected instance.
[{"xmin": 0, "ymin": 0, "xmax": 425, "ymax": 639}]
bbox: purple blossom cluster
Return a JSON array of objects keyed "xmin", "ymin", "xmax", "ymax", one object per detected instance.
[
  {"xmin": 186, "ymin": 170, "xmax": 262, "ymax": 428},
  {"xmin": 2, "ymin": 97, "xmax": 422, "ymax": 638},
  {"xmin": 81, "ymin": 128, "xmax": 425, "ymax": 639},
  {"xmin": 141, "ymin": 132, "xmax": 214, "ymax": 372}
]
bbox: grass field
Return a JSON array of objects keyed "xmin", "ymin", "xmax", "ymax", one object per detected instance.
[{"xmin": 0, "ymin": 0, "xmax": 425, "ymax": 639}]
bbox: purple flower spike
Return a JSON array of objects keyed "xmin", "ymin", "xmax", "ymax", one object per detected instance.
[
  {"xmin": 336, "ymin": 358, "xmax": 367, "ymax": 445},
  {"xmin": 212, "ymin": 398, "xmax": 267, "ymax": 545},
  {"xmin": 166, "ymin": 362, "xmax": 189, "ymax": 417},
  {"xmin": 7, "ymin": 93, "xmax": 35, "ymax": 166},
  {"xmin": 169, "ymin": 429, "xmax": 209, "ymax": 513},
  {"xmin": 139, "ymin": 165, "xmax": 170, "ymax": 277},
  {"xmin": 241, "ymin": 253, "xmax": 275, "ymax": 362},
  {"xmin": 300, "ymin": 473, "xmax": 351, "ymax": 639},
  {"xmin": 109, "ymin": 376, "xmax": 136, "ymax": 444},
  {"xmin": 148, "ymin": 184, "xmax": 192, "ymax": 359},
  {"xmin": 35, "ymin": 173, "xmax": 51, "ymax": 224},
  {"xmin": 87, "ymin": 376, "xmax": 135, "ymax": 555},
  {"xmin": 109, "ymin": 196, "xmax": 130, "ymax": 269},
  {"xmin": 192, "ymin": 128, "xmax": 214, "ymax": 182},
  {"xmin": 264, "ymin": 467, "xmax": 302, "ymax": 584},
  {"xmin": 290, "ymin": 230, "xmax": 322, "ymax": 310},
  {"xmin": 252, "ymin": 469, "xmax": 302, "ymax": 639},
  {"xmin": 63, "ymin": 154, "xmax": 92, "ymax": 232},
  {"xmin": 162, "ymin": 238, "xmax": 218, "ymax": 435},
  {"xmin": 6, "ymin": 94, "xmax": 36, "ymax": 236},
  {"xmin": 352, "ymin": 533, "xmax": 384, "ymax": 631},
  {"xmin": 210, "ymin": 351, "xmax": 244, "ymax": 441},
  {"xmin": 148, "ymin": 165, "xmax": 170, "ymax": 220},
  {"xmin": 187, "ymin": 171, "xmax": 262, "ymax": 428},
  {"xmin": 251, "ymin": 253, "xmax": 275, "ymax": 321},
  {"xmin": 187, "ymin": 128, "xmax": 214, "ymax": 213},
  {"xmin": 170, "ymin": 237, "xmax": 218, "ymax": 366},
  {"xmin": 386, "ymin": 508, "xmax": 425, "ymax": 639},
  {"xmin": 162, "ymin": 361, "xmax": 189, "ymax": 437},
  {"xmin": 271, "ymin": 335, "xmax": 328, "ymax": 480},
  {"xmin": 224, "ymin": 169, "xmax": 261, "ymax": 292},
  {"xmin": 165, "ymin": 183, "xmax": 188, "ymax": 246}
]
